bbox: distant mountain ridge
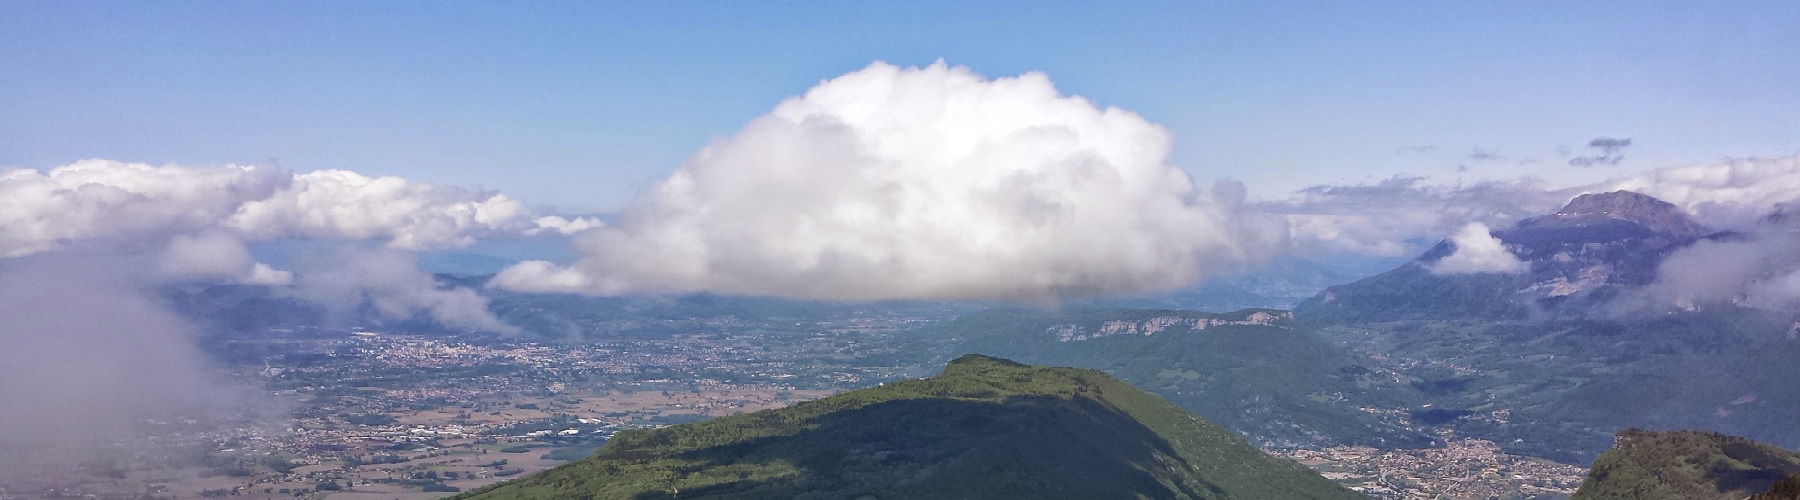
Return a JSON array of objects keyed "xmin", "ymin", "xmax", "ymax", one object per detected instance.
[
  {"xmin": 1077, "ymin": 256, "xmax": 1400, "ymax": 312},
  {"xmin": 455, "ymin": 355, "xmax": 1361, "ymax": 499},
  {"xmin": 1298, "ymin": 190, "xmax": 1712, "ymax": 322}
]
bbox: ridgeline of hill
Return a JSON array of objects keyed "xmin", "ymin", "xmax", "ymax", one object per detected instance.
[
  {"xmin": 1573, "ymin": 429, "xmax": 1800, "ymax": 500},
  {"xmin": 455, "ymin": 355, "xmax": 1360, "ymax": 500}
]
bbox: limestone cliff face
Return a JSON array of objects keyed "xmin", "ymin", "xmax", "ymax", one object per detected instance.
[{"xmin": 1049, "ymin": 310, "xmax": 1292, "ymax": 342}]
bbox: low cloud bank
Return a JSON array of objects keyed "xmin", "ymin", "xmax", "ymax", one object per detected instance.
[
  {"xmin": 1260, "ymin": 176, "xmax": 1574, "ymax": 258},
  {"xmin": 1619, "ymin": 206, "xmax": 1800, "ymax": 312}
]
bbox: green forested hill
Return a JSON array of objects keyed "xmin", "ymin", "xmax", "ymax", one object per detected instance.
[
  {"xmin": 1573, "ymin": 429, "xmax": 1800, "ymax": 500},
  {"xmin": 455, "ymin": 355, "xmax": 1361, "ymax": 500}
]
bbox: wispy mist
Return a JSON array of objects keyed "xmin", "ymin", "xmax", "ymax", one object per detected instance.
[
  {"xmin": 287, "ymin": 246, "xmax": 517, "ymax": 333},
  {"xmin": 1619, "ymin": 209, "xmax": 1800, "ymax": 313},
  {"xmin": 0, "ymin": 255, "xmax": 217, "ymax": 446},
  {"xmin": 1260, "ymin": 176, "xmax": 1575, "ymax": 258}
]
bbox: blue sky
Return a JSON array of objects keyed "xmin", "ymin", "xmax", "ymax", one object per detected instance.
[{"xmin": 3, "ymin": 1, "xmax": 1796, "ymax": 212}]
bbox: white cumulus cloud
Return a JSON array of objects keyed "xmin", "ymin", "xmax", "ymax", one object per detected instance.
[
  {"xmin": 227, "ymin": 169, "xmax": 531, "ymax": 250},
  {"xmin": 0, "ymin": 159, "xmax": 288, "ymax": 257},
  {"xmin": 1427, "ymin": 222, "xmax": 1528, "ymax": 275},
  {"xmin": 492, "ymin": 61, "xmax": 1281, "ymax": 301}
]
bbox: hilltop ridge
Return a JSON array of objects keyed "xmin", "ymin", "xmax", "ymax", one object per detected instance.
[{"xmin": 1573, "ymin": 429, "xmax": 1800, "ymax": 500}]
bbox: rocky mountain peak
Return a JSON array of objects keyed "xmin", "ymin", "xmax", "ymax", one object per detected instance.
[
  {"xmin": 1558, "ymin": 190, "xmax": 1673, "ymax": 216},
  {"xmin": 1548, "ymin": 190, "xmax": 1708, "ymax": 238}
]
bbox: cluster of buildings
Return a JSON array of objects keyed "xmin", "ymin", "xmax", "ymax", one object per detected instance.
[{"xmin": 1271, "ymin": 437, "xmax": 1586, "ymax": 499}]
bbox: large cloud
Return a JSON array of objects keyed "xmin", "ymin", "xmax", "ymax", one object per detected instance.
[{"xmin": 493, "ymin": 61, "xmax": 1281, "ymax": 301}]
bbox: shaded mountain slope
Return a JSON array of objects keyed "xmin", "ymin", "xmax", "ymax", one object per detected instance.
[
  {"xmin": 456, "ymin": 355, "xmax": 1360, "ymax": 500},
  {"xmin": 1544, "ymin": 336, "xmax": 1800, "ymax": 455}
]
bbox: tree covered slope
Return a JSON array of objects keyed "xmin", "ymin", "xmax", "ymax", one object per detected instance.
[{"xmin": 1573, "ymin": 429, "xmax": 1800, "ymax": 500}]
